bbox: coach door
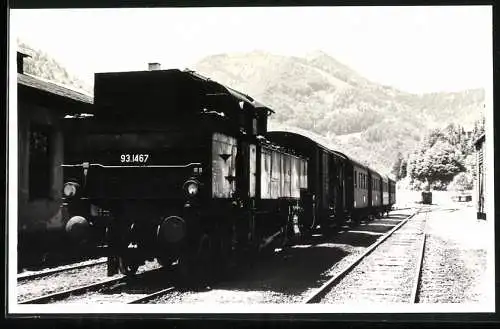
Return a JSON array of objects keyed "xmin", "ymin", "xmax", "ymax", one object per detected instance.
[
  {"xmin": 235, "ymin": 140, "xmax": 258, "ymax": 201},
  {"xmin": 320, "ymin": 150, "xmax": 330, "ymax": 224},
  {"xmin": 330, "ymin": 157, "xmax": 345, "ymax": 222}
]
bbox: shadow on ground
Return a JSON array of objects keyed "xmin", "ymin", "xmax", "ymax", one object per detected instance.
[{"xmin": 209, "ymin": 214, "xmax": 406, "ymax": 296}]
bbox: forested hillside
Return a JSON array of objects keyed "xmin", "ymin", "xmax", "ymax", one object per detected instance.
[
  {"xmin": 194, "ymin": 51, "xmax": 485, "ymax": 174},
  {"xmin": 17, "ymin": 40, "xmax": 93, "ymax": 94}
]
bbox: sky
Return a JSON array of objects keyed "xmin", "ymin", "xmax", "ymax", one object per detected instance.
[{"xmin": 10, "ymin": 6, "xmax": 492, "ymax": 94}]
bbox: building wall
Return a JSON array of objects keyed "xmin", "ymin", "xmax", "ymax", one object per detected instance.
[
  {"xmin": 475, "ymin": 136, "xmax": 486, "ymax": 219},
  {"xmin": 18, "ymin": 98, "xmax": 65, "ymax": 235}
]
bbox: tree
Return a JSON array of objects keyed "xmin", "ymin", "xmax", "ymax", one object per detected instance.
[
  {"xmin": 391, "ymin": 152, "xmax": 403, "ymax": 180},
  {"xmin": 448, "ymin": 172, "xmax": 473, "ymax": 192},
  {"xmin": 399, "ymin": 158, "xmax": 408, "ymax": 179},
  {"xmin": 409, "ymin": 140, "xmax": 465, "ymax": 188},
  {"xmin": 422, "ymin": 128, "xmax": 445, "ymax": 149}
]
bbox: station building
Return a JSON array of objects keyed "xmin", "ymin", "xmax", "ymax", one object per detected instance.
[
  {"xmin": 16, "ymin": 48, "xmax": 93, "ymax": 266},
  {"xmin": 474, "ymin": 133, "xmax": 486, "ymax": 220}
]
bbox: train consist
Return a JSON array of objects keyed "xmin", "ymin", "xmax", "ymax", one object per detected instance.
[{"xmin": 61, "ymin": 68, "xmax": 396, "ymax": 277}]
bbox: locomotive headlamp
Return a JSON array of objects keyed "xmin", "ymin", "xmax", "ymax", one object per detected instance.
[
  {"xmin": 63, "ymin": 182, "xmax": 79, "ymax": 197},
  {"xmin": 183, "ymin": 180, "xmax": 199, "ymax": 197}
]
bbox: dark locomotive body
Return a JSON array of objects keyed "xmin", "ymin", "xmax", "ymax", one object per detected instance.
[
  {"xmin": 62, "ymin": 69, "xmax": 309, "ymax": 276},
  {"xmin": 62, "ymin": 68, "xmax": 397, "ymax": 277}
]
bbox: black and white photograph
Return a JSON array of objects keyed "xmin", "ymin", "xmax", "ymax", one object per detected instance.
[{"xmin": 7, "ymin": 5, "xmax": 494, "ymax": 314}]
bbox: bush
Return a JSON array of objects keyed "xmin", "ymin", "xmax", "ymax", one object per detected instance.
[
  {"xmin": 430, "ymin": 180, "xmax": 448, "ymax": 191},
  {"xmin": 448, "ymin": 172, "xmax": 473, "ymax": 192}
]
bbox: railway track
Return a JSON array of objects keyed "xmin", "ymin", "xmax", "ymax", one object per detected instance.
[
  {"xmin": 19, "ymin": 267, "xmax": 171, "ymax": 304},
  {"xmin": 304, "ymin": 206, "xmax": 429, "ymax": 304},
  {"xmin": 17, "ymin": 258, "xmax": 108, "ymax": 282},
  {"xmin": 128, "ymin": 286, "xmax": 177, "ymax": 304}
]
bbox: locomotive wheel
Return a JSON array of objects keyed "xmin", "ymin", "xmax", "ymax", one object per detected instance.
[
  {"xmin": 157, "ymin": 254, "xmax": 178, "ymax": 268},
  {"xmin": 118, "ymin": 256, "xmax": 139, "ymax": 276}
]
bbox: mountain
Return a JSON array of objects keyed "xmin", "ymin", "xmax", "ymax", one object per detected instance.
[
  {"xmin": 194, "ymin": 51, "xmax": 485, "ymax": 174},
  {"xmin": 17, "ymin": 40, "xmax": 93, "ymax": 95}
]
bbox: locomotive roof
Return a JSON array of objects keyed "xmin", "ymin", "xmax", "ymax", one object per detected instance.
[
  {"xmin": 184, "ymin": 69, "xmax": 274, "ymax": 115},
  {"xmin": 94, "ymin": 68, "xmax": 273, "ymax": 118}
]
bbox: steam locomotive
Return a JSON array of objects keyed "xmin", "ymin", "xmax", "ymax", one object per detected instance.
[{"xmin": 61, "ymin": 68, "xmax": 396, "ymax": 278}]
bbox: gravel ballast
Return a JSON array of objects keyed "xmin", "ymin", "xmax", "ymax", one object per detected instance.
[
  {"xmin": 17, "ymin": 259, "xmax": 160, "ymax": 302},
  {"xmin": 150, "ymin": 209, "xmax": 415, "ymax": 304},
  {"xmin": 418, "ymin": 205, "xmax": 491, "ymax": 304}
]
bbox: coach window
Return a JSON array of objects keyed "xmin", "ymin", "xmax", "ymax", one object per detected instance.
[{"xmin": 29, "ymin": 123, "xmax": 52, "ymax": 200}]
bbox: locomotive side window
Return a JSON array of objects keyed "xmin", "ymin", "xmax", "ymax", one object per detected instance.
[
  {"xmin": 212, "ymin": 132, "xmax": 238, "ymax": 198},
  {"xmin": 252, "ymin": 118, "xmax": 258, "ymax": 135}
]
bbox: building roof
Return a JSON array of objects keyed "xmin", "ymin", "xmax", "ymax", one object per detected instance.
[
  {"xmin": 18, "ymin": 47, "xmax": 34, "ymax": 56},
  {"xmin": 18, "ymin": 73, "xmax": 93, "ymax": 105}
]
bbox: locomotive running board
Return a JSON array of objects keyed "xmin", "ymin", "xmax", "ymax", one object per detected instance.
[{"xmin": 61, "ymin": 162, "xmax": 202, "ymax": 169}]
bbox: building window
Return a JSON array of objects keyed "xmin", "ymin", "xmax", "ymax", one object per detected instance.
[{"xmin": 29, "ymin": 124, "xmax": 52, "ymax": 200}]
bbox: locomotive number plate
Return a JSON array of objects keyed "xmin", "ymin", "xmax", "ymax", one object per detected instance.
[{"xmin": 120, "ymin": 153, "xmax": 149, "ymax": 163}]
